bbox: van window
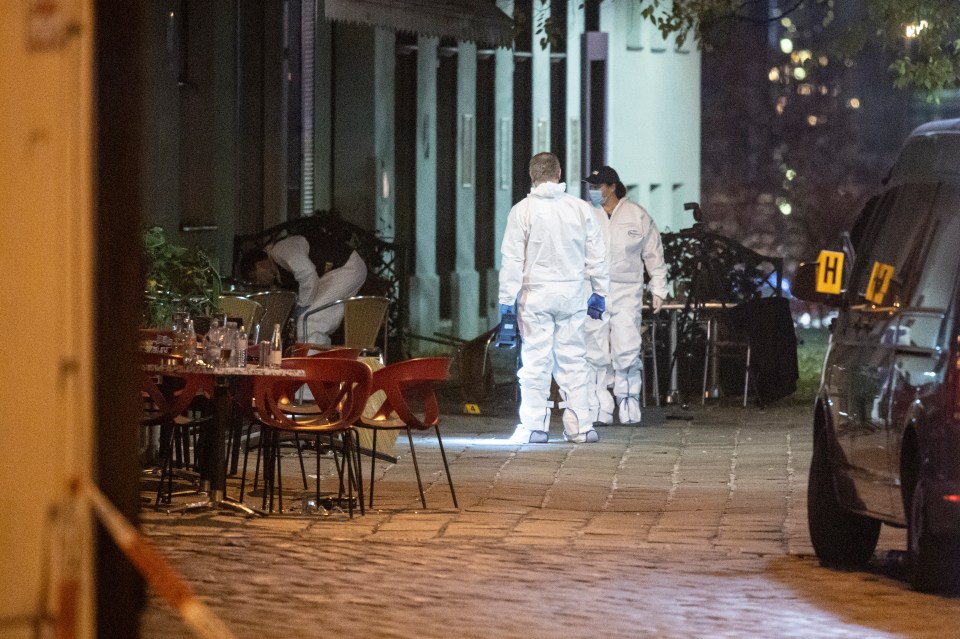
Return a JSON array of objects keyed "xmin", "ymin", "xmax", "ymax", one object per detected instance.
[
  {"xmin": 848, "ymin": 183, "xmax": 938, "ymax": 307},
  {"xmin": 910, "ymin": 184, "xmax": 960, "ymax": 311}
]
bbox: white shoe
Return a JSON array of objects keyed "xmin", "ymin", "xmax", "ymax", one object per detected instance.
[
  {"xmin": 509, "ymin": 425, "xmax": 549, "ymax": 444},
  {"xmin": 617, "ymin": 396, "xmax": 642, "ymax": 425},
  {"xmin": 594, "ymin": 410, "xmax": 614, "ymax": 427},
  {"xmin": 563, "ymin": 429, "xmax": 599, "ymax": 443}
]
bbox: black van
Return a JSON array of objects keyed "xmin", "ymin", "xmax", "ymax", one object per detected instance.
[{"xmin": 794, "ymin": 118, "xmax": 960, "ymax": 592}]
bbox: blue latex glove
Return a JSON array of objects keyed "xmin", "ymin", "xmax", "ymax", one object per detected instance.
[{"xmin": 587, "ymin": 293, "xmax": 606, "ymax": 320}]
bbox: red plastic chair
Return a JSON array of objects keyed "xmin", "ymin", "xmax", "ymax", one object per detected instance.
[
  {"xmin": 358, "ymin": 357, "xmax": 457, "ymax": 509},
  {"xmin": 242, "ymin": 357, "xmax": 371, "ymax": 516},
  {"xmin": 140, "ymin": 358, "xmax": 214, "ymax": 505},
  {"xmin": 290, "ymin": 343, "xmax": 361, "ymax": 359}
]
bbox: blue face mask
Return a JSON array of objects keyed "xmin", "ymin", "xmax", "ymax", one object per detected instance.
[{"xmin": 588, "ymin": 189, "xmax": 603, "ymax": 207}]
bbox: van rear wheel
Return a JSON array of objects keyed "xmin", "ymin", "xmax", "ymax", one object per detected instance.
[
  {"xmin": 808, "ymin": 426, "xmax": 880, "ymax": 568},
  {"xmin": 908, "ymin": 479, "xmax": 960, "ymax": 592}
]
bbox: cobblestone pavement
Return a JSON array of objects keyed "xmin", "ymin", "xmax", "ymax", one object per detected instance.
[{"xmin": 139, "ymin": 400, "xmax": 960, "ymax": 638}]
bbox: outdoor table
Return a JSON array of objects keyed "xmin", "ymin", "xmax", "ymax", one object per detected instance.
[
  {"xmin": 657, "ymin": 301, "xmax": 727, "ymax": 405},
  {"xmin": 142, "ymin": 362, "xmax": 305, "ymax": 516}
]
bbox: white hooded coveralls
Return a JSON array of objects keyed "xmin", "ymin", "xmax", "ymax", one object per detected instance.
[
  {"xmin": 499, "ymin": 182, "xmax": 609, "ymax": 436},
  {"xmin": 584, "ymin": 198, "xmax": 668, "ymax": 423},
  {"xmin": 267, "ymin": 235, "xmax": 367, "ymax": 345}
]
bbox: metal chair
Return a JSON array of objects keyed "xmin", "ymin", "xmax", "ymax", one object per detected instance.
[
  {"xmin": 247, "ymin": 290, "xmax": 297, "ymax": 345},
  {"xmin": 300, "ymin": 295, "xmax": 392, "ymax": 362},
  {"xmin": 218, "ymin": 295, "xmax": 265, "ymax": 335},
  {"xmin": 357, "ymin": 357, "xmax": 457, "ymax": 510},
  {"xmin": 701, "ymin": 312, "xmax": 751, "ymax": 407},
  {"xmin": 640, "ymin": 318, "xmax": 661, "ymax": 408}
]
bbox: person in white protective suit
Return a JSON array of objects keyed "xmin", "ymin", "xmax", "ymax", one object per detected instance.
[
  {"xmin": 499, "ymin": 152, "xmax": 610, "ymax": 444},
  {"xmin": 583, "ymin": 166, "xmax": 668, "ymax": 425},
  {"xmin": 240, "ymin": 234, "xmax": 367, "ymax": 345}
]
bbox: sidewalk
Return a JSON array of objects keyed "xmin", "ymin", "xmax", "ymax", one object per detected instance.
[{"xmin": 139, "ymin": 399, "xmax": 960, "ymax": 638}]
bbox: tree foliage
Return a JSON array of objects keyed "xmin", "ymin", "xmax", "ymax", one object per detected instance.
[{"xmin": 532, "ymin": 0, "xmax": 960, "ymax": 94}]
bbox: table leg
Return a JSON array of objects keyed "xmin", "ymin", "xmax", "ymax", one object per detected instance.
[
  {"xmin": 167, "ymin": 375, "xmax": 258, "ymax": 517},
  {"xmin": 666, "ymin": 309, "xmax": 680, "ymax": 405}
]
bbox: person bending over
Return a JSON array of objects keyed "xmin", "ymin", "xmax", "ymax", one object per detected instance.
[{"xmin": 240, "ymin": 234, "xmax": 367, "ymax": 345}]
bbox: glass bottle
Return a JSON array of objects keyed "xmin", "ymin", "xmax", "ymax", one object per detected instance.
[
  {"xmin": 182, "ymin": 318, "xmax": 196, "ymax": 364},
  {"xmin": 222, "ymin": 321, "xmax": 239, "ymax": 367},
  {"xmin": 269, "ymin": 323, "xmax": 283, "ymax": 369},
  {"xmin": 203, "ymin": 318, "xmax": 222, "ymax": 366},
  {"xmin": 237, "ymin": 326, "xmax": 248, "ymax": 367}
]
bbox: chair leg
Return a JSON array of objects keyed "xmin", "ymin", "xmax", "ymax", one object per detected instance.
[
  {"xmin": 352, "ymin": 429, "xmax": 365, "ymax": 516},
  {"xmin": 315, "ymin": 433, "xmax": 322, "ymax": 508},
  {"xmin": 743, "ymin": 344, "xmax": 752, "ymax": 408},
  {"xmin": 641, "ymin": 359, "xmax": 647, "ymax": 409},
  {"xmin": 276, "ymin": 431, "xmax": 284, "ymax": 513},
  {"xmin": 238, "ymin": 421, "xmax": 254, "ymax": 503},
  {"xmin": 259, "ymin": 430, "xmax": 269, "ymax": 511},
  {"xmin": 155, "ymin": 423, "xmax": 175, "ymax": 506},
  {"xmin": 342, "ymin": 432, "xmax": 354, "ymax": 519},
  {"xmin": 435, "ymin": 426, "xmax": 458, "ymax": 508},
  {"xmin": 368, "ymin": 429, "xmax": 378, "ymax": 509},
  {"xmin": 406, "ymin": 427, "xmax": 426, "ymax": 509},
  {"xmin": 701, "ymin": 318, "xmax": 712, "ymax": 405},
  {"xmin": 333, "ymin": 440, "xmax": 346, "ymax": 497},
  {"xmin": 293, "ymin": 433, "xmax": 308, "ymax": 489},
  {"xmin": 263, "ymin": 430, "xmax": 276, "ymax": 513},
  {"xmin": 652, "ymin": 321, "xmax": 660, "ymax": 407}
]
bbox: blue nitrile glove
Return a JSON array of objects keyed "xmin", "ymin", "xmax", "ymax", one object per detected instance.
[
  {"xmin": 495, "ymin": 304, "xmax": 518, "ymax": 348},
  {"xmin": 587, "ymin": 293, "xmax": 606, "ymax": 320}
]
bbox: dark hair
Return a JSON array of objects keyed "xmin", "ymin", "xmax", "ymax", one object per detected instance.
[
  {"xmin": 615, "ymin": 181, "xmax": 626, "ymax": 199},
  {"xmin": 237, "ymin": 249, "xmax": 269, "ymax": 281}
]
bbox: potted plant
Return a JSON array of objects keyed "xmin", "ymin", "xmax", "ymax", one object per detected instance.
[{"xmin": 142, "ymin": 225, "xmax": 222, "ymax": 329}]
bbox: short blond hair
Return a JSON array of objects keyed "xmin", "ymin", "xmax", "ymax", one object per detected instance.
[{"xmin": 529, "ymin": 152, "xmax": 561, "ymax": 185}]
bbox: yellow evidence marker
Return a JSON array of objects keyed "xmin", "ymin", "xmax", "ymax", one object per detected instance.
[{"xmin": 815, "ymin": 250, "xmax": 845, "ymax": 295}]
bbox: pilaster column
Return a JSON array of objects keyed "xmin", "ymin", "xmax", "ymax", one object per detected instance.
[
  {"xmin": 565, "ymin": 0, "xmax": 583, "ymax": 191},
  {"xmin": 487, "ymin": 0, "xmax": 515, "ymax": 329},
  {"xmin": 531, "ymin": 0, "xmax": 550, "ymax": 154},
  {"xmin": 409, "ymin": 36, "xmax": 440, "ymax": 338},
  {"xmin": 373, "ymin": 27, "xmax": 395, "ymax": 241},
  {"xmin": 451, "ymin": 41, "xmax": 479, "ymax": 339}
]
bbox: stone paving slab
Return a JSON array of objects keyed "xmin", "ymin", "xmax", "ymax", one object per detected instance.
[{"xmin": 139, "ymin": 403, "xmax": 960, "ymax": 638}]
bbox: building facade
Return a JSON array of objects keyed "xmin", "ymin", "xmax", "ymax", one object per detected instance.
[{"xmin": 141, "ymin": 0, "xmax": 700, "ymax": 348}]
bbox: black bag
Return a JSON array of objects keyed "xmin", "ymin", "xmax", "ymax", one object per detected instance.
[{"xmin": 726, "ymin": 297, "xmax": 798, "ymax": 404}]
